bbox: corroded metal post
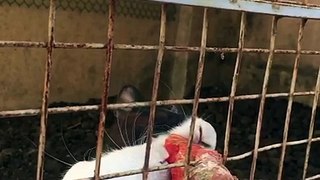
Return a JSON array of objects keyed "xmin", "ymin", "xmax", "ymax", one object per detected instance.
[
  {"xmin": 277, "ymin": 18, "xmax": 307, "ymax": 180},
  {"xmin": 36, "ymin": 0, "xmax": 56, "ymax": 179},
  {"xmin": 142, "ymin": 4, "xmax": 167, "ymax": 180},
  {"xmin": 94, "ymin": 0, "xmax": 115, "ymax": 179},
  {"xmin": 249, "ymin": 16, "xmax": 279, "ymax": 180},
  {"xmin": 184, "ymin": 7, "xmax": 208, "ymax": 179},
  {"xmin": 223, "ymin": 12, "xmax": 247, "ymax": 163}
]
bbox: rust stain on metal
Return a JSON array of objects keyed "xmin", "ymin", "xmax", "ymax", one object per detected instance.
[
  {"xmin": 36, "ymin": 0, "xmax": 56, "ymax": 180},
  {"xmin": 272, "ymin": 4, "xmax": 281, "ymax": 10},
  {"xmin": 94, "ymin": 0, "xmax": 115, "ymax": 179},
  {"xmin": 184, "ymin": 7, "xmax": 208, "ymax": 180},
  {"xmin": 142, "ymin": 4, "xmax": 167, "ymax": 180},
  {"xmin": 302, "ymin": 66, "xmax": 320, "ymax": 180},
  {"xmin": 277, "ymin": 18, "xmax": 307, "ymax": 180},
  {"xmin": 249, "ymin": 16, "xmax": 279, "ymax": 180},
  {"xmin": 258, "ymin": 0, "xmax": 319, "ymax": 8},
  {"xmin": 115, "ymin": 44, "xmax": 159, "ymax": 50},
  {"xmin": 0, "ymin": 41, "xmax": 47, "ymax": 48},
  {"xmin": 223, "ymin": 12, "xmax": 246, "ymax": 163},
  {"xmin": 54, "ymin": 42, "xmax": 107, "ymax": 49}
]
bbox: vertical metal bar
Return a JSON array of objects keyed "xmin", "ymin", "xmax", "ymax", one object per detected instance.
[
  {"xmin": 302, "ymin": 67, "xmax": 320, "ymax": 180},
  {"xmin": 142, "ymin": 4, "xmax": 167, "ymax": 180},
  {"xmin": 36, "ymin": 0, "xmax": 56, "ymax": 179},
  {"xmin": 223, "ymin": 12, "xmax": 246, "ymax": 163},
  {"xmin": 94, "ymin": 0, "xmax": 115, "ymax": 179},
  {"xmin": 184, "ymin": 7, "xmax": 208, "ymax": 179},
  {"xmin": 249, "ymin": 16, "xmax": 279, "ymax": 180},
  {"xmin": 277, "ymin": 18, "xmax": 307, "ymax": 180}
]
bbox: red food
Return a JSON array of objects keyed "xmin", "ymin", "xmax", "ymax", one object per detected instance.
[{"xmin": 164, "ymin": 134, "xmax": 236, "ymax": 180}]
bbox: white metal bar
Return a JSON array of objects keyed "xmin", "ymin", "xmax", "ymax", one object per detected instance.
[{"xmin": 149, "ymin": 0, "xmax": 320, "ymax": 19}]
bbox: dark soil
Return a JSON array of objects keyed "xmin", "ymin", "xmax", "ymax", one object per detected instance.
[{"xmin": 1, "ymin": 86, "xmax": 320, "ymax": 180}]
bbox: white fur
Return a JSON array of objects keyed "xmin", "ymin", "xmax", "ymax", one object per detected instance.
[{"xmin": 62, "ymin": 117, "xmax": 217, "ymax": 180}]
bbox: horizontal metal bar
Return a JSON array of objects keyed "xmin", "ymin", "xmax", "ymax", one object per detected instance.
[
  {"xmin": 99, "ymin": 162, "xmax": 195, "ymax": 180},
  {"xmin": 227, "ymin": 136, "xmax": 320, "ymax": 161},
  {"xmin": 306, "ymin": 174, "xmax": 320, "ymax": 180},
  {"xmin": 2, "ymin": 41, "xmax": 320, "ymax": 55},
  {"xmin": 0, "ymin": 91, "xmax": 314, "ymax": 118},
  {"xmin": 149, "ymin": 0, "xmax": 320, "ymax": 19},
  {"xmin": 0, "ymin": 41, "xmax": 47, "ymax": 48},
  {"xmin": 37, "ymin": 135, "xmax": 320, "ymax": 179},
  {"xmin": 55, "ymin": 42, "xmax": 107, "ymax": 49}
]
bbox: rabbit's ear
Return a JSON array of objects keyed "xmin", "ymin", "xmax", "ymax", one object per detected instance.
[
  {"xmin": 167, "ymin": 104, "xmax": 187, "ymax": 115},
  {"xmin": 115, "ymin": 85, "xmax": 144, "ymax": 113},
  {"xmin": 168, "ymin": 105, "xmax": 179, "ymax": 114},
  {"xmin": 118, "ymin": 85, "xmax": 144, "ymax": 103}
]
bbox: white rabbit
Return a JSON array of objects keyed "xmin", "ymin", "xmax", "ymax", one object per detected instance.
[{"xmin": 61, "ymin": 117, "xmax": 217, "ymax": 180}]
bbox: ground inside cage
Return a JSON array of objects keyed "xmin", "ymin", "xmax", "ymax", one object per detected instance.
[{"xmin": 0, "ymin": 86, "xmax": 319, "ymax": 180}]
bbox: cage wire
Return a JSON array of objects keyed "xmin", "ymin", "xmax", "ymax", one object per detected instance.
[
  {"xmin": 1, "ymin": 0, "xmax": 320, "ymax": 179},
  {"xmin": 0, "ymin": 0, "xmax": 177, "ymax": 21}
]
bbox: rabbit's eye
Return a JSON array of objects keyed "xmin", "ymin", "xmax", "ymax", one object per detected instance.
[
  {"xmin": 198, "ymin": 126, "xmax": 211, "ymax": 148},
  {"xmin": 198, "ymin": 126, "xmax": 203, "ymax": 144},
  {"xmin": 152, "ymin": 134, "xmax": 158, "ymax": 138},
  {"xmin": 200, "ymin": 141, "xmax": 211, "ymax": 148},
  {"xmin": 199, "ymin": 126, "xmax": 202, "ymax": 143}
]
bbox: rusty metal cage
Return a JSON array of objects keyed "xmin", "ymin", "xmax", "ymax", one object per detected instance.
[{"xmin": 1, "ymin": 0, "xmax": 320, "ymax": 180}]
